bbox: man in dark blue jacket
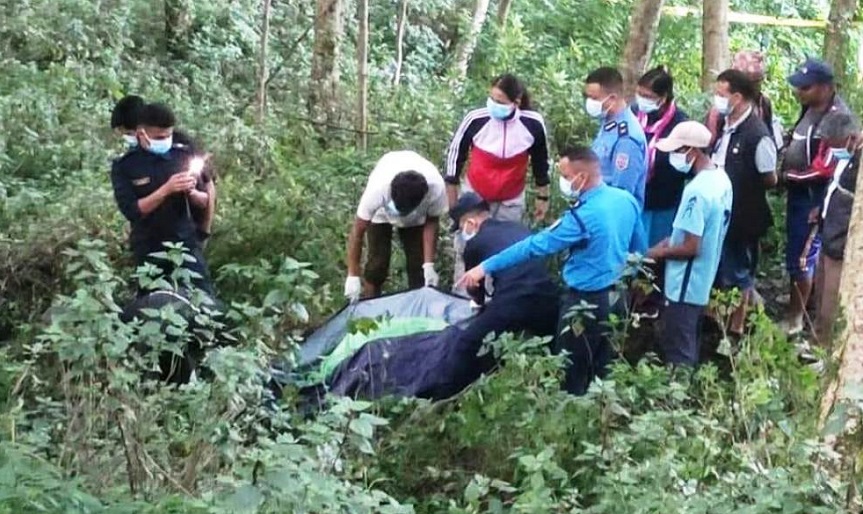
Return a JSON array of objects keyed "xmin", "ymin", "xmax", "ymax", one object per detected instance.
[{"xmin": 451, "ymin": 193, "xmax": 560, "ymax": 363}]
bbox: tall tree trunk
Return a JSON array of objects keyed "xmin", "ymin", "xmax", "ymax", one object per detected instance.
[
  {"xmin": 701, "ymin": 0, "xmax": 730, "ymax": 92},
  {"xmin": 309, "ymin": 0, "xmax": 345, "ymax": 133},
  {"xmin": 393, "ymin": 0, "xmax": 409, "ymax": 86},
  {"xmin": 824, "ymin": 0, "xmax": 857, "ymax": 87},
  {"xmin": 165, "ymin": 0, "xmax": 192, "ymax": 58},
  {"xmin": 497, "ymin": 0, "xmax": 513, "ymax": 26},
  {"xmin": 256, "ymin": 0, "xmax": 272, "ymax": 126},
  {"xmin": 356, "ymin": 0, "xmax": 369, "ymax": 151},
  {"xmin": 820, "ymin": 158, "xmax": 863, "ymax": 442},
  {"xmin": 451, "ymin": 0, "xmax": 490, "ymax": 82},
  {"xmin": 620, "ymin": 0, "xmax": 666, "ymax": 98}
]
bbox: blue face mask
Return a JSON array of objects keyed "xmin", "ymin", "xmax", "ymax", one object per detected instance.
[
  {"xmin": 147, "ymin": 136, "xmax": 173, "ymax": 155},
  {"xmin": 669, "ymin": 151, "xmax": 693, "ymax": 173},
  {"xmin": 636, "ymin": 94, "xmax": 660, "ymax": 114},
  {"xmin": 486, "ymin": 97, "xmax": 514, "ymax": 120},
  {"xmin": 122, "ymin": 134, "xmax": 138, "ymax": 149},
  {"xmin": 831, "ymin": 147, "xmax": 852, "ymax": 161},
  {"xmin": 386, "ymin": 200, "xmax": 402, "ymax": 217},
  {"xmin": 460, "ymin": 219, "xmax": 478, "ymax": 242}
]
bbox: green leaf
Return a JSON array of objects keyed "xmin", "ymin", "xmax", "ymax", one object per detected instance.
[{"xmin": 227, "ymin": 484, "xmax": 263, "ymax": 512}]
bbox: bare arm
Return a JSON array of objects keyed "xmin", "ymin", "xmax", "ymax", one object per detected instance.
[
  {"xmin": 137, "ymin": 188, "xmax": 170, "ymax": 217},
  {"xmin": 446, "ymin": 184, "xmax": 459, "ymax": 208},
  {"xmin": 188, "ymin": 189, "xmax": 209, "ymax": 209},
  {"xmin": 649, "ymin": 232, "xmax": 701, "ymax": 261},
  {"xmin": 347, "ymin": 217, "xmax": 371, "ymax": 276},
  {"xmin": 762, "ymin": 172, "xmax": 778, "ymax": 188},
  {"xmin": 423, "ymin": 217, "xmax": 439, "ymax": 263}
]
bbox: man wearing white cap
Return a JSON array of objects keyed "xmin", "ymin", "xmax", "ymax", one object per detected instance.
[{"xmin": 647, "ymin": 121, "xmax": 733, "ymax": 366}]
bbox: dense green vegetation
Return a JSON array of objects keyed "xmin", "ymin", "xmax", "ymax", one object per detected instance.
[{"xmin": 2, "ymin": 0, "xmax": 863, "ymax": 511}]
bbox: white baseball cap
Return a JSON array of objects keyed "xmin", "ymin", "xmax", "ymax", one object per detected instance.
[{"xmin": 655, "ymin": 121, "xmax": 713, "ymax": 152}]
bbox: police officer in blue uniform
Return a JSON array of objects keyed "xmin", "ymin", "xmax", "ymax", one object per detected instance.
[
  {"xmin": 110, "ymin": 103, "xmax": 214, "ymax": 296},
  {"xmin": 459, "ymin": 146, "xmax": 645, "ymax": 395},
  {"xmin": 584, "ymin": 67, "xmax": 648, "ymax": 208}
]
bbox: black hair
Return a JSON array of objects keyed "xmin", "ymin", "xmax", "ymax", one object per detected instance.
[
  {"xmin": 492, "ymin": 73, "xmax": 532, "ymax": 110},
  {"xmin": 138, "ymin": 102, "xmax": 177, "ymax": 129},
  {"xmin": 110, "ymin": 95, "xmax": 145, "ymax": 130},
  {"xmin": 716, "ymin": 69, "xmax": 757, "ymax": 102},
  {"xmin": 559, "ymin": 145, "xmax": 599, "ymax": 164},
  {"xmin": 637, "ymin": 66, "xmax": 674, "ymax": 100},
  {"xmin": 391, "ymin": 171, "xmax": 429, "ymax": 214},
  {"xmin": 585, "ymin": 67, "xmax": 624, "ymax": 95}
]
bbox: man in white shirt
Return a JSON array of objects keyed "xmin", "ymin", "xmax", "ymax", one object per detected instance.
[
  {"xmin": 345, "ymin": 150, "xmax": 448, "ymax": 301},
  {"xmin": 709, "ymin": 69, "xmax": 778, "ymax": 336}
]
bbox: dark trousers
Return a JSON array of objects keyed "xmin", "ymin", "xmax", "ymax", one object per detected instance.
[
  {"xmin": 444, "ymin": 293, "xmax": 560, "ymax": 395},
  {"xmin": 554, "ymin": 288, "xmax": 622, "ymax": 395},
  {"xmin": 133, "ymin": 239, "xmax": 214, "ymax": 297},
  {"xmin": 660, "ymin": 301, "xmax": 704, "ymax": 366},
  {"xmin": 365, "ymin": 223, "xmax": 424, "ymax": 293},
  {"xmin": 460, "ymin": 294, "xmax": 560, "ymax": 362}
]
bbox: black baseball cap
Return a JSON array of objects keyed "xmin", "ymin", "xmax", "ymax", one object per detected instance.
[
  {"xmin": 449, "ymin": 192, "xmax": 489, "ymax": 232},
  {"xmin": 788, "ymin": 58, "xmax": 834, "ymax": 88}
]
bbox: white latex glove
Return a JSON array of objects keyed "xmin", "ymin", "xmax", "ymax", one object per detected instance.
[
  {"xmin": 422, "ymin": 262, "xmax": 439, "ymax": 287},
  {"xmin": 344, "ymin": 276, "xmax": 362, "ymax": 302},
  {"xmin": 469, "ymin": 300, "xmax": 482, "ymax": 312}
]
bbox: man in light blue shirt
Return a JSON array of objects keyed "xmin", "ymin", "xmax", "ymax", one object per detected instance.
[
  {"xmin": 459, "ymin": 145, "xmax": 644, "ymax": 395},
  {"xmin": 585, "ymin": 67, "xmax": 648, "ymax": 207},
  {"xmin": 648, "ymin": 121, "xmax": 733, "ymax": 366}
]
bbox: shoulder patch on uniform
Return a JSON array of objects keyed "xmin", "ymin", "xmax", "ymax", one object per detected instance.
[
  {"xmin": 618, "ymin": 121, "xmax": 629, "ymax": 137},
  {"xmin": 614, "ymin": 152, "xmax": 630, "ymax": 171},
  {"xmin": 682, "ymin": 195, "xmax": 697, "ymax": 218},
  {"xmin": 603, "ymin": 121, "xmax": 617, "ymax": 131}
]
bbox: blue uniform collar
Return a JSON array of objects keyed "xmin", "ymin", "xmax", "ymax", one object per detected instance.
[{"xmin": 578, "ymin": 182, "xmax": 606, "ymax": 202}]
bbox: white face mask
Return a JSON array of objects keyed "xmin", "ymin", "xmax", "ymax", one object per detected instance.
[
  {"xmin": 584, "ymin": 96, "xmax": 608, "ymax": 119},
  {"xmin": 636, "ymin": 95, "xmax": 660, "ymax": 114},
  {"xmin": 558, "ymin": 175, "xmax": 581, "ymax": 201},
  {"xmin": 713, "ymin": 95, "xmax": 730, "ymax": 115}
]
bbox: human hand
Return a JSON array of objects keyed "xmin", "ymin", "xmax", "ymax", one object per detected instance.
[
  {"xmin": 163, "ymin": 172, "xmax": 197, "ymax": 194},
  {"xmin": 457, "ymin": 265, "xmax": 486, "ymax": 290},
  {"xmin": 646, "ymin": 238, "xmax": 670, "ymax": 260},
  {"xmin": 422, "ymin": 263, "xmax": 439, "ymax": 287},
  {"xmin": 807, "ymin": 206, "xmax": 820, "ymax": 225},
  {"xmin": 344, "ymin": 276, "xmax": 362, "ymax": 302},
  {"xmin": 533, "ymin": 198, "xmax": 549, "ymax": 222}
]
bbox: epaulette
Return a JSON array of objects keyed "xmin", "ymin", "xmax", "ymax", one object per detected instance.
[
  {"xmin": 617, "ymin": 121, "xmax": 629, "ymax": 137},
  {"xmin": 112, "ymin": 147, "xmax": 139, "ymax": 165},
  {"xmin": 603, "ymin": 121, "xmax": 617, "ymax": 132}
]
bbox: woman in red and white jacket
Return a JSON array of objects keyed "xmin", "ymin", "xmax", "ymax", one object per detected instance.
[
  {"xmin": 445, "ymin": 74, "xmax": 551, "ymax": 223},
  {"xmin": 445, "ymin": 74, "xmax": 550, "ymax": 293}
]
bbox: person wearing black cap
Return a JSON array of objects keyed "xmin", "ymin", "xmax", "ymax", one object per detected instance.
[
  {"xmin": 450, "ymin": 192, "xmax": 559, "ymax": 361},
  {"xmin": 779, "ymin": 57, "xmax": 850, "ymax": 335}
]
